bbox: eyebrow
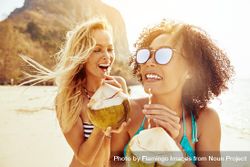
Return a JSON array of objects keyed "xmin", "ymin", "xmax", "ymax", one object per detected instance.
[
  {"xmin": 148, "ymin": 45, "xmax": 174, "ymax": 50},
  {"xmin": 95, "ymin": 44, "xmax": 113, "ymax": 48}
]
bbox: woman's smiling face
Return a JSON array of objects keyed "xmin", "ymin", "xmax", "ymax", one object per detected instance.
[
  {"xmin": 140, "ymin": 33, "xmax": 190, "ymax": 95},
  {"xmin": 85, "ymin": 29, "xmax": 115, "ymax": 79}
]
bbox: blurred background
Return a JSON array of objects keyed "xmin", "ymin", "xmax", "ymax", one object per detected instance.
[{"xmin": 0, "ymin": 0, "xmax": 250, "ymax": 167}]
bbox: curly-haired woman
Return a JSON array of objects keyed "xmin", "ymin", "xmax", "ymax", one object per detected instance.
[{"xmin": 113, "ymin": 20, "xmax": 234, "ymax": 167}]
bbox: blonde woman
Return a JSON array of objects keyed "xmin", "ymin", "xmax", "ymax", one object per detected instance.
[{"xmin": 22, "ymin": 18, "xmax": 130, "ymax": 167}]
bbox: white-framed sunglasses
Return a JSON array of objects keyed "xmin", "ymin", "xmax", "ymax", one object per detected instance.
[{"xmin": 136, "ymin": 47, "xmax": 176, "ymax": 65}]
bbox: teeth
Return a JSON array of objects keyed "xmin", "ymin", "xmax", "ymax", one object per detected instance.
[
  {"xmin": 99, "ymin": 64, "xmax": 109, "ymax": 67},
  {"xmin": 145, "ymin": 73, "xmax": 162, "ymax": 80}
]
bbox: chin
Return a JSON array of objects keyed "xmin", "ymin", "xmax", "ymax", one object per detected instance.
[
  {"xmin": 99, "ymin": 73, "xmax": 106, "ymax": 78},
  {"xmin": 143, "ymin": 83, "xmax": 156, "ymax": 94},
  {"xmin": 89, "ymin": 72, "xmax": 105, "ymax": 80}
]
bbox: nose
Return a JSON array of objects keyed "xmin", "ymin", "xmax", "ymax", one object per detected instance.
[
  {"xmin": 102, "ymin": 50, "xmax": 111, "ymax": 60},
  {"xmin": 145, "ymin": 54, "xmax": 156, "ymax": 67}
]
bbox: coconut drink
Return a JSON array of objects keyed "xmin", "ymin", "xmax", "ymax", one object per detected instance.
[
  {"xmin": 87, "ymin": 83, "xmax": 129, "ymax": 129},
  {"xmin": 126, "ymin": 127, "xmax": 184, "ymax": 167}
]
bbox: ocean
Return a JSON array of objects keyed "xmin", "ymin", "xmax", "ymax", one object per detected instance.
[{"xmin": 210, "ymin": 77, "xmax": 250, "ymax": 136}]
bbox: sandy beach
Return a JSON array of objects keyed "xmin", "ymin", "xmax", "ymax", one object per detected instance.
[
  {"xmin": 0, "ymin": 86, "xmax": 250, "ymax": 167},
  {"xmin": 0, "ymin": 86, "xmax": 72, "ymax": 167}
]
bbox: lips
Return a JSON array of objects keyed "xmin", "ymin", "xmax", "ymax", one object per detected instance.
[
  {"xmin": 145, "ymin": 73, "xmax": 163, "ymax": 81},
  {"xmin": 98, "ymin": 63, "xmax": 110, "ymax": 72}
]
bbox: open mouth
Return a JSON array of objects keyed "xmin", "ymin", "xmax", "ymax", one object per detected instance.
[
  {"xmin": 98, "ymin": 63, "xmax": 110, "ymax": 72},
  {"xmin": 145, "ymin": 73, "xmax": 163, "ymax": 81}
]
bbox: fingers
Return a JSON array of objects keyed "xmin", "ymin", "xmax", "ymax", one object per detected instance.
[
  {"xmin": 125, "ymin": 118, "xmax": 132, "ymax": 126},
  {"xmin": 154, "ymin": 116, "xmax": 181, "ymax": 132},
  {"xmin": 142, "ymin": 104, "xmax": 181, "ymax": 138},
  {"xmin": 144, "ymin": 104, "xmax": 177, "ymax": 115},
  {"xmin": 111, "ymin": 122, "xmax": 126, "ymax": 134},
  {"xmin": 103, "ymin": 118, "xmax": 131, "ymax": 137},
  {"xmin": 143, "ymin": 109, "xmax": 180, "ymax": 123},
  {"xmin": 104, "ymin": 75, "xmax": 113, "ymax": 80},
  {"xmin": 104, "ymin": 75, "xmax": 122, "ymax": 89},
  {"xmin": 111, "ymin": 118, "xmax": 131, "ymax": 134},
  {"xmin": 146, "ymin": 114, "xmax": 180, "ymax": 128}
]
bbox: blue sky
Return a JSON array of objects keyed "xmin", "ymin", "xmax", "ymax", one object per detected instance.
[{"xmin": 1, "ymin": 0, "xmax": 249, "ymax": 78}]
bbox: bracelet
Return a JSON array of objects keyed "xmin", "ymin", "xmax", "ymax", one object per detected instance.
[
  {"xmin": 105, "ymin": 134, "xmax": 112, "ymax": 138},
  {"xmin": 103, "ymin": 128, "xmax": 112, "ymax": 138}
]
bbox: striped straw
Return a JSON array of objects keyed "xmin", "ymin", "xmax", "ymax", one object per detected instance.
[{"xmin": 147, "ymin": 88, "xmax": 152, "ymax": 129}]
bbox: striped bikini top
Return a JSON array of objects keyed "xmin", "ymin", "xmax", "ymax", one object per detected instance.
[{"xmin": 83, "ymin": 122, "xmax": 94, "ymax": 139}]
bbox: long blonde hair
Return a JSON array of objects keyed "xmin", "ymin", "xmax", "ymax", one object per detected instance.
[{"xmin": 21, "ymin": 18, "xmax": 112, "ymax": 133}]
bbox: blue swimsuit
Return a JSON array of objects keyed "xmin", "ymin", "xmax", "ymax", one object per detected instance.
[{"xmin": 124, "ymin": 111, "xmax": 198, "ymax": 164}]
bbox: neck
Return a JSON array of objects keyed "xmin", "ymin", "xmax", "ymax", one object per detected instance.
[
  {"xmin": 151, "ymin": 88, "xmax": 183, "ymax": 119},
  {"xmin": 85, "ymin": 74, "xmax": 104, "ymax": 92}
]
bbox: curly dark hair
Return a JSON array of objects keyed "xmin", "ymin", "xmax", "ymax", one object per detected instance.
[{"xmin": 129, "ymin": 20, "xmax": 234, "ymax": 117}]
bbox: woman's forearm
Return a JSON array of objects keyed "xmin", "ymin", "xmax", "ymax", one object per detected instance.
[{"xmin": 76, "ymin": 128, "xmax": 106, "ymax": 166}]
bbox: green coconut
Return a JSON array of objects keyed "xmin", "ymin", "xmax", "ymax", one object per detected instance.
[
  {"xmin": 126, "ymin": 143, "xmax": 155, "ymax": 167},
  {"xmin": 87, "ymin": 83, "xmax": 129, "ymax": 129},
  {"xmin": 126, "ymin": 127, "xmax": 184, "ymax": 167}
]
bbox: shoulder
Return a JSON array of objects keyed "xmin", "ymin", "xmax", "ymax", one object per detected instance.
[
  {"xmin": 197, "ymin": 107, "xmax": 220, "ymax": 127},
  {"xmin": 197, "ymin": 107, "xmax": 221, "ymax": 141},
  {"xmin": 195, "ymin": 108, "xmax": 221, "ymax": 160}
]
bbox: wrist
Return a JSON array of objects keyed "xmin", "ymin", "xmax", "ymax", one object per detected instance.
[
  {"xmin": 103, "ymin": 127, "xmax": 112, "ymax": 138},
  {"xmin": 93, "ymin": 127, "xmax": 106, "ymax": 137}
]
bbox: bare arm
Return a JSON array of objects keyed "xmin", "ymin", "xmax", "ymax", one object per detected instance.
[
  {"xmin": 195, "ymin": 108, "xmax": 221, "ymax": 167},
  {"xmin": 64, "ymin": 118, "xmax": 108, "ymax": 166},
  {"xmin": 110, "ymin": 129, "xmax": 130, "ymax": 166}
]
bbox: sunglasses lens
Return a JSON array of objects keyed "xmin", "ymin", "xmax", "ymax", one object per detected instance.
[
  {"xmin": 155, "ymin": 48, "xmax": 173, "ymax": 64},
  {"xmin": 136, "ymin": 49, "xmax": 150, "ymax": 64}
]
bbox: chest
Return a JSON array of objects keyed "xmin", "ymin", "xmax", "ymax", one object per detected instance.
[
  {"xmin": 80, "ymin": 98, "xmax": 91, "ymax": 122},
  {"xmin": 176, "ymin": 116, "xmax": 196, "ymax": 150}
]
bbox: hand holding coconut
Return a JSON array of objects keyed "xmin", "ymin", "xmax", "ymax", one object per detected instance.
[
  {"xmin": 87, "ymin": 83, "xmax": 131, "ymax": 134},
  {"xmin": 143, "ymin": 88, "xmax": 181, "ymax": 139},
  {"xmin": 125, "ymin": 88, "xmax": 184, "ymax": 167},
  {"xmin": 103, "ymin": 119, "xmax": 131, "ymax": 138}
]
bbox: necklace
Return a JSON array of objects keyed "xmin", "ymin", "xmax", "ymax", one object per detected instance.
[{"xmin": 83, "ymin": 87, "xmax": 93, "ymax": 100}]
